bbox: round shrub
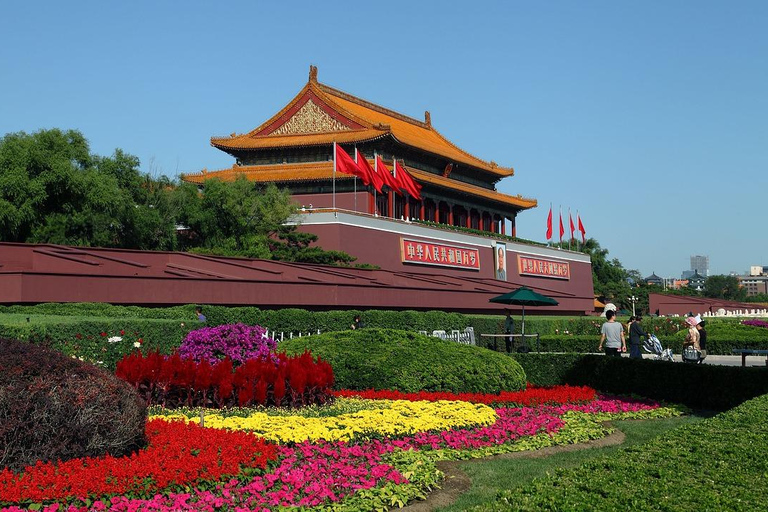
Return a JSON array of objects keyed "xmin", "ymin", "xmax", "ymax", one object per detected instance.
[
  {"xmin": 0, "ymin": 338, "xmax": 146, "ymax": 473},
  {"xmin": 178, "ymin": 323, "xmax": 277, "ymax": 365},
  {"xmin": 278, "ymin": 328, "xmax": 526, "ymax": 393}
]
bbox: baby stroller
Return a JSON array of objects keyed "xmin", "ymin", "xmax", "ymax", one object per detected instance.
[{"xmin": 643, "ymin": 334, "xmax": 674, "ymax": 362}]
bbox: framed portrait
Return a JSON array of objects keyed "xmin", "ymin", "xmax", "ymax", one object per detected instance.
[{"xmin": 494, "ymin": 243, "xmax": 507, "ymax": 281}]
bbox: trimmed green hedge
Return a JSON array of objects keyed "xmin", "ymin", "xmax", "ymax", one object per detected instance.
[
  {"xmin": 511, "ymin": 353, "xmax": 768, "ymax": 410},
  {"xmin": 475, "ymin": 393, "xmax": 768, "ymax": 511},
  {"xmin": 278, "ymin": 328, "xmax": 527, "ymax": 393},
  {"xmin": 3, "ymin": 304, "xmax": 767, "ymax": 356},
  {"xmin": 0, "ymin": 319, "xmax": 194, "ymax": 370}
]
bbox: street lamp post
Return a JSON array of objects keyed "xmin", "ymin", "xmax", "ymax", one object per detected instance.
[{"xmin": 629, "ymin": 295, "xmax": 638, "ymax": 317}]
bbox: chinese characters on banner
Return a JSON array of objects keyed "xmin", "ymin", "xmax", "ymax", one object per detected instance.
[
  {"xmin": 401, "ymin": 238, "xmax": 480, "ymax": 270},
  {"xmin": 517, "ymin": 255, "xmax": 570, "ymax": 280}
]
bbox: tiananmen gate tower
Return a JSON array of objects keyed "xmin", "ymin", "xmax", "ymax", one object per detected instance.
[{"xmin": 0, "ymin": 66, "xmax": 594, "ymax": 315}]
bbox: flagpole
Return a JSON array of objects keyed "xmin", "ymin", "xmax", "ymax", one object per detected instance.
[
  {"xmin": 353, "ymin": 147, "xmax": 358, "ymax": 213},
  {"xmin": 568, "ymin": 207, "xmax": 572, "ymax": 251},
  {"xmin": 576, "ymin": 210, "xmax": 580, "ymax": 252},
  {"xmin": 373, "ymin": 151, "xmax": 378, "ymax": 216},
  {"xmin": 332, "ymin": 142, "xmax": 337, "ymax": 216}
]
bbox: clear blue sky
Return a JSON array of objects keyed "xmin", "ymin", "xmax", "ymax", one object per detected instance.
[{"xmin": 2, "ymin": 1, "xmax": 766, "ymax": 278}]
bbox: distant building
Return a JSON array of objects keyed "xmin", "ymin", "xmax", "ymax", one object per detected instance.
[
  {"xmin": 681, "ymin": 270, "xmax": 695, "ymax": 280},
  {"xmin": 690, "ymin": 255, "xmax": 709, "ymax": 277},
  {"xmin": 750, "ymin": 265, "xmax": 767, "ymax": 276},
  {"xmin": 645, "ymin": 272, "xmax": 664, "ymax": 286},
  {"xmin": 688, "ymin": 270, "xmax": 706, "ymax": 291},
  {"xmin": 739, "ymin": 275, "xmax": 768, "ymax": 296}
]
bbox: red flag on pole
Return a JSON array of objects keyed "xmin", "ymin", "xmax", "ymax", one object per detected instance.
[
  {"xmin": 335, "ymin": 144, "xmax": 370, "ymax": 185},
  {"xmin": 546, "ymin": 206, "xmax": 553, "ymax": 240},
  {"xmin": 375, "ymin": 156, "xmax": 403, "ymax": 195},
  {"xmin": 569, "ymin": 211, "xmax": 575, "ymax": 240},
  {"xmin": 578, "ymin": 214, "xmax": 586, "ymax": 243},
  {"xmin": 358, "ymin": 154, "xmax": 383, "ymax": 193},
  {"xmin": 394, "ymin": 160, "xmax": 422, "ymax": 200},
  {"xmin": 559, "ymin": 209, "xmax": 564, "ymax": 242}
]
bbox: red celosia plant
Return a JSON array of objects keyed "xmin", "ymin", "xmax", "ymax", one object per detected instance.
[
  {"xmin": 333, "ymin": 384, "xmax": 596, "ymax": 406},
  {"xmin": 0, "ymin": 419, "xmax": 277, "ymax": 505},
  {"xmin": 116, "ymin": 350, "xmax": 334, "ymax": 408}
]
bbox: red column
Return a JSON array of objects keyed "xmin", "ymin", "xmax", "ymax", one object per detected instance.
[
  {"xmin": 419, "ymin": 201, "xmax": 424, "ymax": 221},
  {"xmin": 448, "ymin": 205, "xmax": 454, "ymax": 226},
  {"xmin": 501, "ymin": 217, "xmax": 506, "ymax": 235},
  {"xmin": 368, "ymin": 190, "xmax": 375, "ymax": 215},
  {"xmin": 405, "ymin": 200, "xmax": 410, "ymax": 220}
]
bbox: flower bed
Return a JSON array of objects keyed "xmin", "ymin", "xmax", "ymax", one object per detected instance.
[
  {"xmin": 116, "ymin": 350, "xmax": 334, "ymax": 408},
  {"xmin": 332, "ymin": 383, "xmax": 596, "ymax": 406},
  {"xmin": 0, "ymin": 386, "xmax": 683, "ymax": 512},
  {"xmin": 157, "ymin": 399, "xmax": 497, "ymax": 444},
  {"xmin": 0, "ymin": 419, "xmax": 277, "ymax": 506}
]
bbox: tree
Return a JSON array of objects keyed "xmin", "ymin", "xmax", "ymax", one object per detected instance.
[{"xmin": 704, "ymin": 275, "xmax": 747, "ymax": 301}]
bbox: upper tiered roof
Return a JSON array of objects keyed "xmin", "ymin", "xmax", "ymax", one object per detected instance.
[{"xmin": 210, "ymin": 65, "xmax": 514, "ymax": 177}]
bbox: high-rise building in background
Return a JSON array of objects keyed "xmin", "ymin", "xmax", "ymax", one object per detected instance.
[{"xmin": 690, "ymin": 255, "xmax": 709, "ymax": 277}]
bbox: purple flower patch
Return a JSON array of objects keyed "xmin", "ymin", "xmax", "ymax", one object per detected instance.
[{"xmin": 178, "ymin": 323, "xmax": 277, "ymax": 365}]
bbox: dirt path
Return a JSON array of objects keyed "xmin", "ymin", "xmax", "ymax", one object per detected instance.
[{"xmin": 400, "ymin": 426, "xmax": 626, "ymax": 511}]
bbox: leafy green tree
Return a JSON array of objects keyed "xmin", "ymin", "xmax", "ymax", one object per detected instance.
[
  {"xmin": 704, "ymin": 275, "xmax": 747, "ymax": 301},
  {"xmin": 269, "ymin": 226, "xmax": 356, "ymax": 265}
]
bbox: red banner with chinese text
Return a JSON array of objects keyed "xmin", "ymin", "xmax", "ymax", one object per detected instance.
[
  {"xmin": 401, "ymin": 238, "xmax": 480, "ymax": 270},
  {"xmin": 517, "ymin": 255, "xmax": 570, "ymax": 280}
]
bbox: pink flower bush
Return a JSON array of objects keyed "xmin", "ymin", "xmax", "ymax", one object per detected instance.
[{"xmin": 178, "ymin": 323, "xmax": 276, "ymax": 365}]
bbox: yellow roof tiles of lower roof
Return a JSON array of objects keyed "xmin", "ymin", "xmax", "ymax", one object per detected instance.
[{"xmin": 182, "ymin": 162, "xmax": 536, "ymax": 209}]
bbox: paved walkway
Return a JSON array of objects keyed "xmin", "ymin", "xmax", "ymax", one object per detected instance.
[{"xmin": 632, "ymin": 353, "xmax": 767, "ymax": 367}]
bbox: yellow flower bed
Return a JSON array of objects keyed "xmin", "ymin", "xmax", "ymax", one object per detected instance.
[{"xmin": 152, "ymin": 399, "xmax": 497, "ymax": 444}]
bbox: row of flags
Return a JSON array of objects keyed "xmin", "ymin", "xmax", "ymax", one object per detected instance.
[
  {"xmin": 334, "ymin": 142, "xmax": 422, "ymax": 200},
  {"xmin": 546, "ymin": 205, "xmax": 586, "ymax": 243}
]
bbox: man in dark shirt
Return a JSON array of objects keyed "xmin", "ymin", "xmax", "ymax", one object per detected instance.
[
  {"xmin": 628, "ymin": 314, "xmax": 649, "ymax": 359},
  {"xmin": 696, "ymin": 320, "xmax": 707, "ymax": 363}
]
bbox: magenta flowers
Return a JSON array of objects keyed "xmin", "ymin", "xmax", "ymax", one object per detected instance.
[{"xmin": 178, "ymin": 323, "xmax": 277, "ymax": 364}]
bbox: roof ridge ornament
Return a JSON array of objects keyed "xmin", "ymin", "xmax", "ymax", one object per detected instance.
[
  {"xmin": 424, "ymin": 110, "xmax": 431, "ymax": 127},
  {"xmin": 309, "ymin": 65, "xmax": 318, "ymax": 83}
]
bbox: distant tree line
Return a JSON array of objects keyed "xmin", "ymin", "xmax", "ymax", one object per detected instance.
[
  {"xmin": 0, "ymin": 128, "xmax": 356, "ymax": 266},
  {"xmin": 552, "ymin": 240, "xmax": 763, "ymax": 315}
]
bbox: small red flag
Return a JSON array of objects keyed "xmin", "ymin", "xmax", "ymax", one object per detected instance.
[
  {"xmin": 578, "ymin": 214, "xmax": 586, "ymax": 243},
  {"xmin": 559, "ymin": 211, "xmax": 565, "ymax": 241},
  {"xmin": 569, "ymin": 212, "xmax": 575, "ymax": 240},
  {"xmin": 375, "ymin": 156, "xmax": 403, "ymax": 196},
  {"xmin": 546, "ymin": 207, "xmax": 553, "ymax": 240},
  {"xmin": 358, "ymin": 154, "xmax": 384, "ymax": 193},
  {"xmin": 395, "ymin": 160, "xmax": 422, "ymax": 200},
  {"xmin": 335, "ymin": 144, "xmax": 370, "ymax": 185}
]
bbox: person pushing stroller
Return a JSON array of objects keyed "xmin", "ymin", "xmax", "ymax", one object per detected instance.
[{"xmin": 628, "ymin": 314, "xmax": 650, "ymax": 359}]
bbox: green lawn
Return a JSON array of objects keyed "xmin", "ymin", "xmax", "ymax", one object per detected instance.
[{"xmin": 437, "ymin": 414, "xmax": 705, "ymax": 511}]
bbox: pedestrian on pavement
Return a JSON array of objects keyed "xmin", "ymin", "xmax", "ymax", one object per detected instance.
[
  {"xmin": 696, "ymin": 320, "xmax": 708, "ymax": 363},
  {"xmin": 504, "ymin": 309, "xmax": 515, "ymax": 353},
  {"xmin": 599, "ymin": 309, "xmax": 625, "ymax": 356},
  {"xmin": 628, "ymin": 314, "xmax": 649, "ymax": 359}
]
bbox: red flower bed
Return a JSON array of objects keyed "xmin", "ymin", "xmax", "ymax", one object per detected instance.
[
  {"xmin": 116, "ymin": 350, "xmax": 334, "ymax": 408},
  {"xmin": 0, "ymin": 419, "xmax": 277, "ymax": 505},
  {"xmin": 333, "ymin": 384, "xmax": 596, "ymax": 406}
]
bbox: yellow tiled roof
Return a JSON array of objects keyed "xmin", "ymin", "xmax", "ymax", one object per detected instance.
[
  {"xmin": 182, "ymin": 162, "xmax": 351, "ymax": 184},
  {"xmin": 406, "ymin": 167, "xmax": 536, "ymax": 209},
  {"xmin": 210, "ymin": 74, "xmax": 513, "ymax": 177},
  {"xmin": 182, "ymin": 161, "xmax": 534, "ymax": 209}
]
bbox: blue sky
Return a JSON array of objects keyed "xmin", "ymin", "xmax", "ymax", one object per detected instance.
[{"xmin": 2, "ymin": 1, "xmax": 766, "ymax": 277}]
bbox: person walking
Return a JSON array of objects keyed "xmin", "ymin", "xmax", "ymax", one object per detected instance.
[
  {"xmin": 351, "ymin": 315, "xmax": 364, "ymax": 330},
  {"xmin": 598, "ymin": 310, "xmax": 625, "ymax": 356},
  {"xmin": 195, "ymin": 306, "xmax": 206, "ymax": 323},
  {"xmin": 504, "ymin": 310, "xmax": 515, "ymax": 353},
  {"xmin": 696, "ymin": 320, "xmax": 707, "ymax": 363},
  {"xmin": 628, "ymin": 314, "xmax": 649, "ymax": 359}
]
